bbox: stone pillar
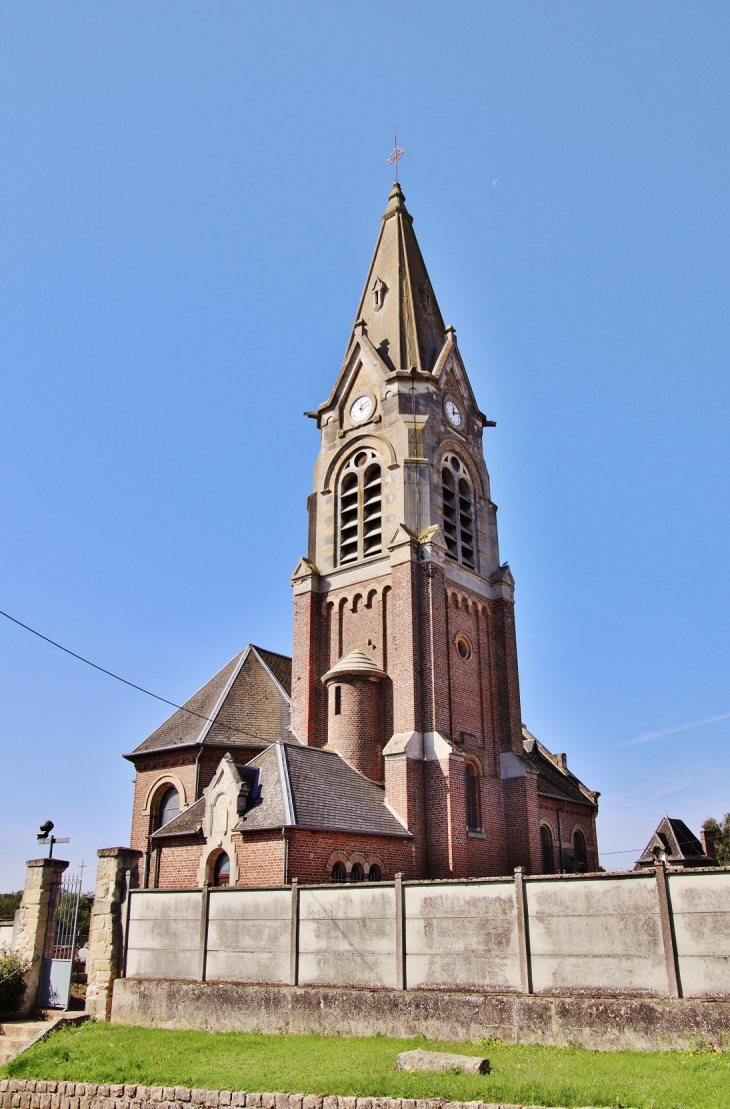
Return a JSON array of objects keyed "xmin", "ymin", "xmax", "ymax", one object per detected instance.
[
  {"xmin": 13, "ymin": 857, "xmax": 68, "ymax": 1015},
  {"xmin": 85, "ymin": 847, "xmax": 142, "ymax": 1022}
]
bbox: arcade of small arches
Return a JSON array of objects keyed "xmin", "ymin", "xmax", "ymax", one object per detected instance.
[
  {"xmin": 321, "ymin": 584, "xmax": 392, "ymax": 617},
  {"xmin": 326, "ymin": 852, "xmax": 386, "ymax": 884}
]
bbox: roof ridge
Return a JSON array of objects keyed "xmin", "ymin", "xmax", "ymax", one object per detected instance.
[
  {"xmin": 250, "ymin": 645, "xmax": 292, "ymax": 704},
  {"xmin": 195, "ymin": 646, "xmax": 251, "ymax": 746}
]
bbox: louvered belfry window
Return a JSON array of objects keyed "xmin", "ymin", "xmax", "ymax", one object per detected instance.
[
  {"xmin": 442, "ymin": 454, "xmax": 475, "ymax": 568},
  {"xmin": 338, "ymin": 450, "xmax": 383, "ymax": 565}
]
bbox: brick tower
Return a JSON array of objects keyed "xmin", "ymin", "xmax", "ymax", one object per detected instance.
[{"xmin": 291, "ymin": 181, "xmax": 544, "ymax": 878}]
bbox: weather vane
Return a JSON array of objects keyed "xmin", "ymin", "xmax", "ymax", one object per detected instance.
[{"xmin": 387, "ymin": 126, "xmax": 404, "ymax": 182}]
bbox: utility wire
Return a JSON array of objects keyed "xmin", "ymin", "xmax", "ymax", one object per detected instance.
[{"xmin": 0, "ymin": 608, "xmax": 267, "ymax": 745}]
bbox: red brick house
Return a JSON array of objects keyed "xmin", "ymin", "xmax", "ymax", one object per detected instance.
[{"xmin": 127, "ymin": 182, "xmax": 599, "ymax": 886}]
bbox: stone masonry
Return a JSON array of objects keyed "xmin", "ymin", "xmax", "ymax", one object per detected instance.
[
  {"xmin": 85, "ymin": 848, "xmax": 142, "ymax": 1022},
  {"xmin": 0, "ymin": 1081, "xmax": 608, "ymax": 1109}
]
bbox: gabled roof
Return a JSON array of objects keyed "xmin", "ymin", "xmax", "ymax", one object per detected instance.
[
  {"xmin": 150, "ymin": 796, "xmax": 205, "ymax": 839},
  {"xmin": 126, "ymin": 644, "xmax": 291, "ymax": 758},
  {"xmin": 635, "ymin": 816, "xmax": 715, "ymax": 869},
  {"xmin": 347, "ymin": 182, "xmax": 446, "ymax": 377},
  {"xmin": 522, "ymin": 726, "xmax": 599, "ymax": 809},
  {"xmin": 236, "ymin": 741, "xmax": 412, "ymax": 839}
]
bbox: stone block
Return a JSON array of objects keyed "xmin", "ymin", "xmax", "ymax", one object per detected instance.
[
  {"xmin": 204, "ymin": 1095, "xmax": 219, "ymax": 1108},
  {"xmin": 288, "ymin": 1098, "xmax": 304, "ymax": 1109},
  {"xmin": 218, "ymin": 1096, "xmax": 231, "ymax": 1108},
  {"xmin": 245, "ymin": 1098, "xmax": 261, "ymax": 1109},
  {"xmin": 398, "ymin": 1052, "xmax": 489, "ymax": 1077},
  {"xmin": 231, "ymin": 1096, "xmax": 245, "ymax": 1108},
  {"xmin": 260, "ymin": 1097, "xmax": 275, "ymax": 1109},
  {"xmin": 303, "ymin": 1098, "xmax": 322, "ymax": 1109},
  {"xmin": 124, "ymin": 1092, "xmax": 137, "ymax": 1102},
  {"xmin": 174, "ymin": 1094, "xmax": 191, "ymax": 1104}
]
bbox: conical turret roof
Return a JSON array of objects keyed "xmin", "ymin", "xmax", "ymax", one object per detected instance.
[{"xmin": 348, "ymin": 182, "xmax": 446, "ymax": 375}]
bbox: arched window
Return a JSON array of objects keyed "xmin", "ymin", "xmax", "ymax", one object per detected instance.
[
  {"xmin": 156, "ymin": 786, "xmax": 179, "ymax": 830},
  {"xmin": 368, "ymin": 864, "xmax": 382, "ymax": 882},
  {"xmin": 338, "ymin": 450, "xmax": 382, "ymax": 565},
  {"xmin": 350, "ymin": 863, "xmax": 365, "ymax": 883},
  {"xmin": 573, "ymin": 828, "xmax": 587, "ymax": 871},
  {"xmin": 213, "ymin": 852, "xmax": 230, "ymax": 887},
  {"xmin": 541, "ymin": 825, "xmax": 555, "ymax": 874},
  {"xmin": 331, "ymin": 862, "xmax": 346, "ymax": 883},
  {"xmin": 441, "ymin": 455, "xmax": 475, "ymax": 568},
  {"xmin": 465, "ymin": 764, "xmax": 482, "ymax": 831}
]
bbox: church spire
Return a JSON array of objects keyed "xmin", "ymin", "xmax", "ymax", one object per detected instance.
[{"xmin": 348, "ymin": 182, "xmax": 446, "ymax": 376}]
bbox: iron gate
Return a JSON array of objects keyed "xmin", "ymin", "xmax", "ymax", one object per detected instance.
[{"xmin": 37, "ymin": 871, "xmax": 82, "ymax": 1009}]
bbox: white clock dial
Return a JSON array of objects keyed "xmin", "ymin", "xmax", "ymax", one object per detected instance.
[
  {"xmin": 349, "ymin": 395, "xmax": 374, "ymax": 423},
  {"xmin": 445, "ymin": 399, "xmax": 463, "ymax": 428}
]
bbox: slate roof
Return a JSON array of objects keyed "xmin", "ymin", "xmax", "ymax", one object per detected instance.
[
  {"xmin": 236, "ymin": 742, "xmax": 411, "ymax": 838},
  {"xmin": 126, "ymin": 645, "xmax": 291, "ymax": 758},
  {"xmin": 635, "ymin": 816, "xmax": 715, "ymax": 869},
  {"xmin": 522, "ymin": 727, "xmax": 599, "ymax": 809},
  {"xmin": 150, "ymin": 797, "xmax": 205, "ymax": 840}
]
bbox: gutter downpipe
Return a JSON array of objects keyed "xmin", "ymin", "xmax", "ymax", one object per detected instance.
[
  {"xmin": 282, "ymin": 827, "xmax": 289, "ymax": 886},
  {"xmin": 194, "ymin": 742, "xmax": 204, "ymax": 801},
  {"xmin": 556, "ymin": 802, "xmax": 566, "ymax": 873}
]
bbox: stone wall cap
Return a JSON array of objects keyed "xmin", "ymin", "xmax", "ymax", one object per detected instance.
[
  {"xmin": 25, "ymin": 858, "xmax": 69, "ymax": 868},
  {"xmin": 97, "ymin": 847, "xmax": 144, "ymax": 858}
]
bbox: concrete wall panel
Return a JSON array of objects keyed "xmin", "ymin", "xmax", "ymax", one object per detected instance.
[
  {"xmin": 526, "ymin": 876, "xmax": 667, "ymax": 995},
  {"xmin": 208, "ymin": 890, "xmax": 290, "ymax": 922},
  {"xmin": 126, "ymin": 892, "xmax": 200, "ymax": 981},
  {"xmin": 206, "ymin": 889, "xmax": 291, "ymax": 984},
  {"xmin": 404, "ymin": 882, "xmax": 520, "ymax": 990},
  {"xmin": 668, "ymin": 871, "xmax": 730, "ymax": 996},
  {"xmin": 206, "ymin": 950, "xmax": 290, "ymax": 984},
  {"xmin": 298, "ymin": 887, "xmax": 396, "ymax": 987}
]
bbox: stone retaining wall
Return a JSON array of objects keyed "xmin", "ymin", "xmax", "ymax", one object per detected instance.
[
  {"xmin": 0, "ymin": 1081, "xmax": 571, "ymax": 1109},
  {"xmin": 112, "ymin": 978, "xmax": 730, "ymax": 1052}
]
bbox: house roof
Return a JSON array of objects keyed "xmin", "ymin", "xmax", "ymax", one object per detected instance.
[
  {"xmin": 635, "ymin": 816, "xmax": 715, "ymax": 869},
  {"xmin": 236, "ymin": 741, "xmax": 412, "ymax": 839},
  {"xmin": 150, "ymin": 796, "xmax": 205, "ymax": 839},
  {"xmin": 522, "ymin": 727, "xmax": 599, "ymax": 809},
  {"xmin": 126, "ymin": 645, "xmax": 292, "ymax": 759}
]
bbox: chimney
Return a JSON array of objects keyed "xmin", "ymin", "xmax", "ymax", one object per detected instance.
[
  {"xmin": 701, "ymin": 828, "xmax": 717, "ymax": 863},
  {"xmin": 554, "ymin": 753, "xmax": 568, "ymax": 772}
]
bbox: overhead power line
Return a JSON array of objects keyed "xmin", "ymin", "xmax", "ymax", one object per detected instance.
[{"xmin": 0, "ymin": 608, "xmax": 266, "ymax": 745}]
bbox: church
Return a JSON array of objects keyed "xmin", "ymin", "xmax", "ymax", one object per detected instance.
[{"xmin": 126, "ymin": 181, "xmax": 600, "ymax": 889}]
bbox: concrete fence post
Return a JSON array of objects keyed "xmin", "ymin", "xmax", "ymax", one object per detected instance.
[
  {"xmin": 289, "ymin": 879, "xmax": 300, "ymax": 986},
  {"xmin": 198, "ymin": 883, "xmax": 210, "ymax": 982},
  {"xmin": 655, "ymin": 863, "xmax": 681, "ymax": 998},
  {"xmin": 85, "ymin": 847, "xmax": 142, "ymax": 1021},
  {"xmin": 394, "ymin": 874, "xmax": 405, "ymax": 990},
  {"xmin": 13, "ymin": 857, "xmax": 69, "ymax": 1015},
  {"xmin": 514, "ymin": 867, "xmax": 532, "ymax": 995}
]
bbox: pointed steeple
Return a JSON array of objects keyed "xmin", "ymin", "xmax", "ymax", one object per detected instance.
[{"xmin": 349, "ymin": 182, "xmax": 446, "ymax": 375}]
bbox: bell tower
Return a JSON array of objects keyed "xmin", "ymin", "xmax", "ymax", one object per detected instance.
[{"xmin": 291, "ymin": 182, "xmax": 543, "ymax": 878}]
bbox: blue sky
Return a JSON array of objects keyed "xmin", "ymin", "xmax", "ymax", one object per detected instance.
[{"xmin": 1, "ymin": 2, "xmax": 729, "ymax": 889}]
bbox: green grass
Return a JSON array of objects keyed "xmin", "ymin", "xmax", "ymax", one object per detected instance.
[{"xmin": 3, "ymin": 1021, "xmax": 730, "ymax": 1109}]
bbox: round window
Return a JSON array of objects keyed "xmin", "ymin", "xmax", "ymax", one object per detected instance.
[{"xmin": 455, "ymin": 634, "xmax": 472, "ymax": 661}]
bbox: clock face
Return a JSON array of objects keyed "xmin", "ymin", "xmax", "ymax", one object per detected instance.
[
  {"xmin": 349, "ymin": 394, "xmax": 374, "ymax": 423},
  {"xmin": 445, "ymin": 399, "xmax": 463, "ymax": 428}
]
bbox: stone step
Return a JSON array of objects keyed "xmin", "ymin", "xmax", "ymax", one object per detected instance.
[{"xmin": 0, "ymin": 1020, "xmax": 53, "ymax": 1064}]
